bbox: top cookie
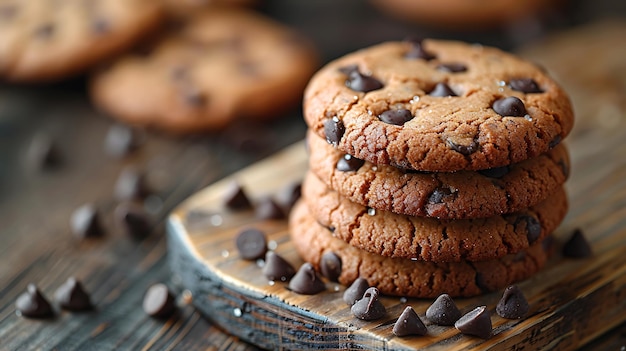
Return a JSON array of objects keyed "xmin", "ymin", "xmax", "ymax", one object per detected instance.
[
  {"xmin": 0, "ymin": 0, "xmax": 164, "ymax": 82},
  {"xmin": 304, "ymin": 39, "xmax": 574, "ymax": 172}
]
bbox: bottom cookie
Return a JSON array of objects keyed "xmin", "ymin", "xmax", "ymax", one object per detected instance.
[{"xmin": 289, "ymin": 200, "xmax": 552, "ymax": 298}]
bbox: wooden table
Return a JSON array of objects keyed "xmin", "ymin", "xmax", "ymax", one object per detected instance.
[{"xmin": 1, "ymin": 1, "xmax": 625, "ymax": 350}]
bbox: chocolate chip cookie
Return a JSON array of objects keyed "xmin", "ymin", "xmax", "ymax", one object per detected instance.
[
  {"xmin": 302, "ymin": 171, "xmax": 567, "ymax": 262},
  {"xmin": 307, "ymin": 130, "xmax": 570, "ymax": 219},
  {"xmin": 289, "ymin": 200, "xmax": 552, "ymax": 298},
  {"xmin": 90, "ymin": 7, "xmax": 318, "ymax": 133},
  {"xmin": 304, "ymin": 39, "xmax": 574, "ymax": 172},
  {"xmin": 0, "ymin": 0, "xmax": 164, "ymax": 82}
]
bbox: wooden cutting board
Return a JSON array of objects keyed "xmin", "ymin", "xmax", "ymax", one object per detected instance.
[{"xmin": 166, "ymin": 128, "xmax": 626, "ymax": 350}]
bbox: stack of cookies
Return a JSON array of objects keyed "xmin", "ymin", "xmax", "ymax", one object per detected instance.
[{"xmin": 289, "ymin": 39, "xmax": 574, "ymax": 298}]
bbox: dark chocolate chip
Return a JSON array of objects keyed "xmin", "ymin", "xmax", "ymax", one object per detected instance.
[
  {"xmin": 446, "ymin": 138, "xmax": 479, "ymax": 155},
  {"xmin": 393, "ymin": 306, "xmax": 427, "ymax": 337},
  {"xmin": 343, "ymin": 277, "xmax": 369, "ymax": 306},
  {"xmin": 429, "ymin": 82, "xmax": 457, "ymax": 97},
  {"xmin": 336, "ymin": 154, "xmax": 365, "ymax": 172},
  {"xmin": 255, "ymin": 198, "xmax": 285, "ymax": 220},
  {"xmin": 34, "ymin": 23, "xmax": 55, "ymax": 38},
  {"xmin": 496, "ymin": 285, "xmax": 529, "ymax": 319},
  {"xmin": 104, "ymin": 124, "xmax": 139, "ymax": 158},
  {"xmin": 235, "ymin": 228, "xmax": 267, "ymax": 260},
  {"xmin": 26, "ymin": 133, "xmax": 61, "ymax": 170},
  {"xmin": 70, "ymin": 203, "xmax": 104, "ymax": 239},
  {"xmin": 320, "ymin": 251, "xmax": 342, "ymax": 282},
  {"xmin": 288, "ymin": 263, "xmax": 325, "ymax": 295},
  {"xmin": 549, "ymin": 135, "xmax": 562, "ymax": 149},
  {"xmin": 324, "ymin": 117, "xmax": 345, "ymax": 146},
  {"xmin": 143, "ymin": 283, "xmax": 176, "ymax": 318},
  {"xmin": 114, "ymin": 167, "xmax": 148, "ymax": 201},
  {"xmin": 516, "ymin": 215, "xmax": 541, "ymax": 244},
  {"xmin": 223, "ymin": 181, "xmax": 252, "ymax": 210},
  {"xmin": 54, "ymin": 277, "xmax": 92, "ymax": 311},
  {"xmin": 277, "ymin": 181, "xmax": 301, "ymax": 214},
  {"xmin": 378, "ymin": 109, "xmax": 413, "ymax": 125},
  {"xmin": 338, "ymin": 64, "xmax": 358, "ymax": 75},
  {"xmin": 428, "ymin": 187, "xmax": 453, "ymax": 204},
  {"xmin": 262, "ymin": 251, "xmax": 296, "ymax": 282},
  {"xmin": 475, "ymin": 272, "xmax": 490, "ymax": 292},
  {"xmin": 425, "ymin": 294, "xmax": 461, "ymax": 326},
  {"xmin": 478, "ymin": 166, "xmax": 509, "ymax": 178},
  {"xmin": 114, "ymin": 203, "xmax": 152, "ymax": 240},
  {"xmin": 345, "ymin": 70, "xmax": 383, "ymax": 93},
  {"xmin": 455, "ymin": 306, "xmax": 493, "ymax": 339},
  {"xmin": 493, "ymin": 96, "xmax": 527, "ymax": 117},
  {"xmin": 15, "ymin": 284, "xmax": 54, "ymax": 318},
  {"xmin": 437, "ymin": 63, "xmax": 467, "ymax": 73},
  {"xmin": 351, "ymin": 287, "xmax": 386, "ymax": 320},
  {"xmin": 509, "ymin": 78, "xmax": 543, "ymax": 94},
  {"xmin": 404, "ymin": 37, "xmax": 435, "ymax": 60},
  {"xmin": 562, "ymin": 228, "xmax": 592, "ymax": 258}
]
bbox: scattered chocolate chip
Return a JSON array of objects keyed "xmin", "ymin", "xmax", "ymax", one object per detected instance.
[
  {"xmin": 235, "ymin": 228, "xmax": 267, "ymax": 260},
  {"xmin": 34, "ymin": 23, "xmax": 55, "ymax": 38},
  {"xmin": 114, "ymin": 167, "xmax": 148, "ymax": 201},
  {"xmin": 26, "ymin": 133, "xmax": 61, "ymax": 170},
  {"xmin": 15, "ymin": 284, "xmax": 54, "ymax": 318},
  {"xmin": 255, "ymin": 198, "xmax": 285, "ymax": 220},
  {"xmin": 493, "ymin": 96, "xmax": 527, "ymax": 117},
  {"xmin": 437, "ymin": 63, "xmax": 467, "ymax": 73},
  {"xmin": 343, "ymin": 278, "xmax": 369, "ymax": 306},
  {"xmin": 223, "ymin": 181, "xmax": 253, "ymax": 210},
  {"xmin": 562, "ymin": 228, "xmax": 592, "ymax": 258},
  {"xmin": 262, "ymin": 251, "xmax": 296, "ymax": 282},
  {"xmin": 455, "ymin": 306, "xmax": 493, "ymax": 339},
  {"xmin": 496, "ymin": 285, "xmax": 529, "ymax": 319},
  {"xmin": 404, "ymin": 37, "xmax": 435, "ymax": 60},
  {"xmin": 446, "ymin": 138, "xmax": 479, "ymax": 155},
  {"xmin": 393, "ymin": 306, "xmax": 427, "ymax": 337},
  {"xmin": 426, "ymin": 294, "xmax": 461, "ymax": 326},
  {"xmin": 428, "ymin": 187, "xmax": 454, "ymax": 204},
  {"xmin": 336, "ymin": 154, "xmax": 365, "ymax": 172},
  {"xmin": 70, "ymin": 203, "xmax": 104, "ymax": 239},
  {"xmin": 549, "ymin": 135, "xmax": 562, "ymax": 149},
  {"xmin": 288, "ymin": 263, "xmax": 325, "ymax": 295},
  {"xmin": 276, "ymin": 181, "xmax": 301, "ymax": 214},
  {"xmin": 509, "ymin": 78, "xmax": 542, "ymax": 93},
  {"xmin": 54, "ymin": 277, "xmax": 92, "ymax": 311},
  {"xmin": 345, "ymin": 70, "xmax": 383, "ymax": 93},
  {"xmin": 114, "ymin": 202, "xmax": 152, "ymax": 240},
  {"xmin": 429, "ymin": 82, "xmax": 457, "ymax": 97},
  {"xmin": 324, "ymin": 117, "xmax": 345, "ymax": 146},
  {"xmin": 338, "ymin": 64, "xmax": 358, "ymax": 75},
  {"xmin": 478, "ymin": 166, "xmax": 509, "ymax": 178},
  {"xmin": 104, "ymin": 124, "xmax": 139, "ymax": 158},
  {"xmin": 351, "ymin": 287, "xmax": 386, "ymax": 321},
  {"xmin": 143, "ymin": 283, "xmax": 176, "ymax": 318},
  {"xmin": 320, "ymin": 251, "xmax": 342, "ymax": 282},
  {"xmin": 378, "ymin": 109, "xmax": 413, "ymax": 125}
]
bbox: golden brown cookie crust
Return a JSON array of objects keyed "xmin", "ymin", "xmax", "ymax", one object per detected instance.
[
  {"xmin": 302, "ymin": 171, "xmax": 567, "ymax": 262},
  {"xmin": 304, "ymin": 40, "xmax": 574, "ymax": 172},
  {"xmin": 307, "ymin": 130, "xmax": 570, "ymax": 219},
  {"xmin": 289, "ymin": 200, "xmax": 551, "ymax": 298}
]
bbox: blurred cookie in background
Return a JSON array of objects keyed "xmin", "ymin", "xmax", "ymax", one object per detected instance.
[
  {"xmin": 90, "ymin": 7, "xmax": 318, "ymax": 134},
  {"xmin": 0, "ymin": 0, "xmax": 165, "ymax": 82}
]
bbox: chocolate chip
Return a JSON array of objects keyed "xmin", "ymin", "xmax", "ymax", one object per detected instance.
[
  {"xmin": 509, "ymin": 78, "xmax": 542, "ymax": 93},
  {"xmin": 236, "ymin": 228, "xmax": 267, "ymax": 260},
  {"xmin": 338, "ymin": 64, "xmax": 358, "ymax": 75},
  {"xmin": 478, "ymin": 166, "xmax": 509, "ymax": 178},
  {"xmin": 404, "ymin": 37, "xmax": 435, "ymax": 60},
  {"xmin": 345, "ymin": 70, "xmax": 383, "ymax": 93},
  {"xmin": 425, "ymin": 294, "xmax": 461, "ymax": 326},
  {"xmin": 493, "ymin": 96, "xmax": 527, "ymax": 117},
  {"xmin": 343, "ymin": 278, "xmax": 369, "ymax": 306},
  {"xmin": 114, "ymin": 202, "xmax": 152, "ymax": 240},
  {"xmin": 104, "ymin": 124, "xmax": 139, "ymax": 158},
  {"xmin": 54, "ymin": 277, "xmax": 92, "ymax": 311},
  {"xmin": 429, "ymin": 83, "xmax": 457, "ymax": 97},
  {"xmin": 26, "ymin": 133, "xmax": 61, "ymax": 170},
  {"xmin": 378, "ymin": 109, "xmax": 413, "ymax": 125},
  {"xmin": 496, "ymin": 285, "xmax": 529, "ymax": 319},
  {"xmin": 15, "ymin": 284, "xmax": 54, "ymax": 318},
  {"xmin": 262, "ymin": 251, "xmax": 296, "ymax": 282},
  {"xmin": 143, "ymin": 283, "xmax": 176, "ymax": 318},
  {"xmin": 393, "ymin": 306, "xmax": 427, "ymax": 337},
  {"xmin": 320, "ymin": 251, "xmax": 342, "ymax": 282},
  {"xmin": 255, "ymin": 198, "xmax": 285, "ymax": 220},
  {"xmin": 455, "ymin": 306, "xmax": 492, "ymax": 339},
  {"xmin": 549, "ymin": 135, "xmax": 562, "ymax": 149},
  {"xmin": 324, "ymin": 117, "xmax": 345, "ymax": 146},
  {"xmin": 114, "ymin": 167, "xmax": 148, "ymax": 201},
  {"xmin": 562, "ymin": 228, "xmax": 592, "ymax": 258},
  {"xmin": 223, "ymin": 181, "xmax": 252, "ymax": 210},
  {"xmin": 34, "ymin": 23, "xmax": 55, "ymax": 38},
  {"xmin": 351, "ymin": 287, "xmax": 386, "ymax": 321},
  {"xmin": 276, "ymin": 182, "xmax": 301, "ymax": 214},
  {"xmin": 428, "ymin": 187, "xmax": 453, "ymax": 204},
  {"xmin": 446, "ymin": 138, "xmax": 479, "ymax": 155},
  {"xmin": 71, "ymin": 203, "xmax": 104, "ymax": 239},
  {"xmin": 516, "ymin": 215, "xmax": 541, "ymax": 244},
  {"xmin": 437, "ymin": 63, "xmax": 467, "ymax": 73},
  {"xmin": 288, "ymin": 263, "xmax": 325, "ymax": 295},
  {"xmin": 336, "ymin": 154, "xmax": 365, "ymax": 172},
  {"xmin": 475, "ymin": 272, "xmax": 490, "ymax": 292}
]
